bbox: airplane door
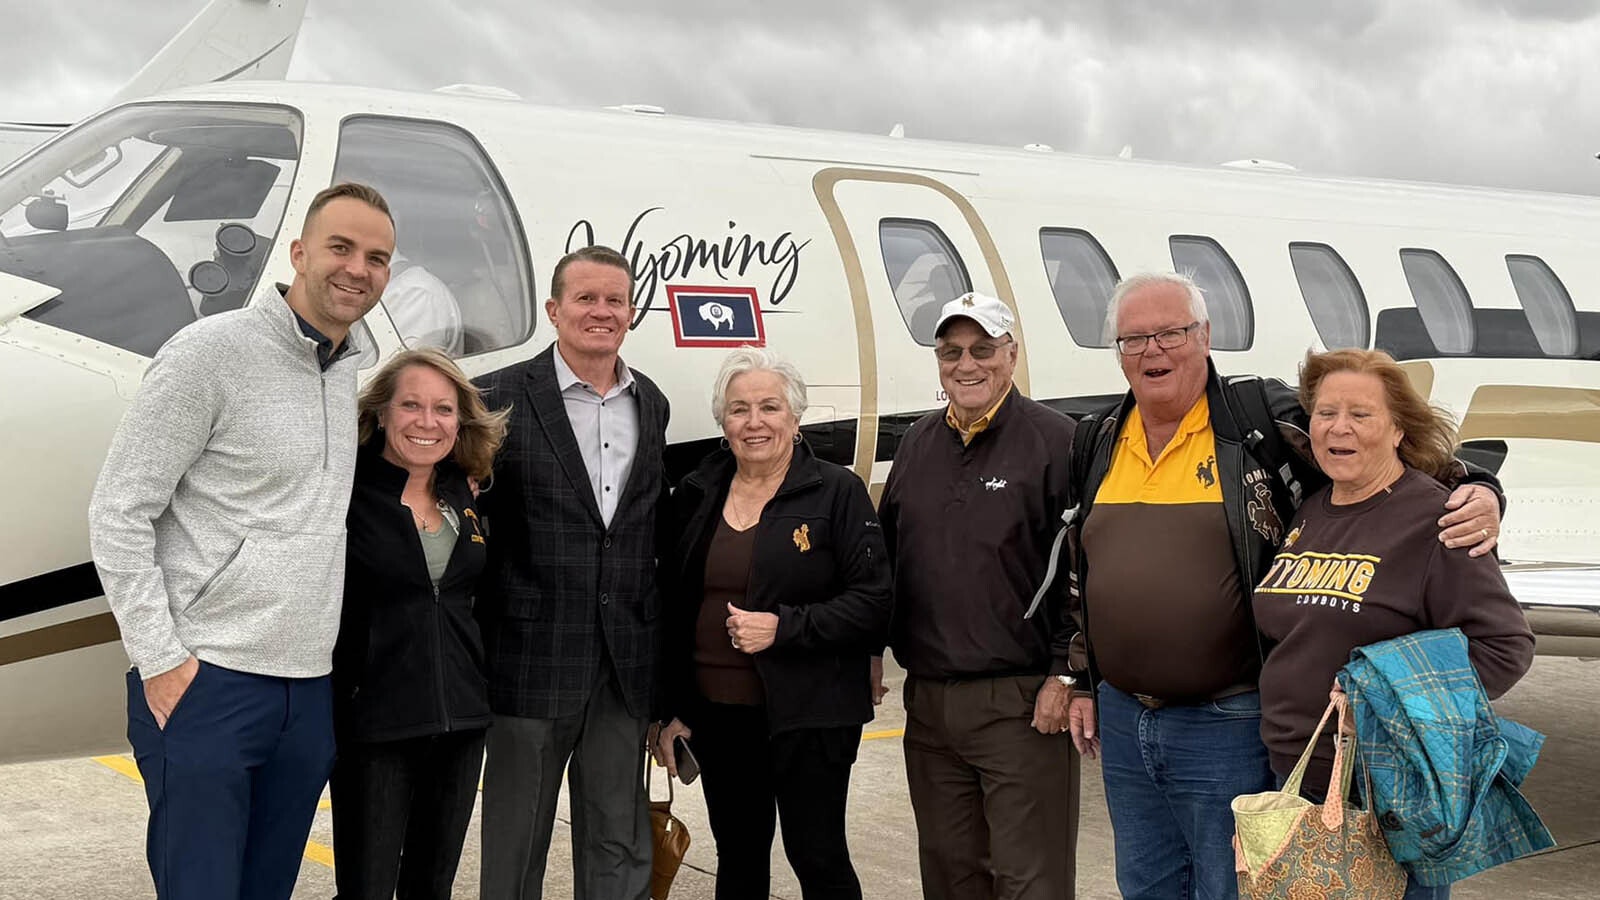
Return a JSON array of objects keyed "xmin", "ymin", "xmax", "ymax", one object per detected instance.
[{"xmin": 813, "ymin": 168, "xmax": 1030, "ymax": 490}]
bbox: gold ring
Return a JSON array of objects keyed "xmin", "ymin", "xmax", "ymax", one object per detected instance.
[{"xmin": 1482, "ymin": 528, "xmax": 1490, "ymax": 539}]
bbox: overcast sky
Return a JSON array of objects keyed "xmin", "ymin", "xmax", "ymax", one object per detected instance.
[{"xmin": 4, "ymin": 0, "xmax": 1598, "ymax": 194}]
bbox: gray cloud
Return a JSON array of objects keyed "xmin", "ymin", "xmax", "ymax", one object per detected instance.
[{"xmin": 4, "ymin": 0, "xmax": 1597, "ymax": 193}]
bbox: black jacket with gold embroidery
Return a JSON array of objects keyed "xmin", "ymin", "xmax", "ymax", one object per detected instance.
[
  {"xmin": 333, "ymin": 439, "xmax": 491, "ymax": 743},
  {"xmin": 657, "ymin": 441, "xmax": 892, "ymax": 733}
]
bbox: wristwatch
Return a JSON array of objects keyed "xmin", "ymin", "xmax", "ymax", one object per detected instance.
[{"xmin": 1054, "ymin": 675, "xmax": 1077, "ymax": 689}]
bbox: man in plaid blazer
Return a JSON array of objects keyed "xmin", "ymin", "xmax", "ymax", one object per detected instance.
[{"xmin": 475, "ymin": 245, "xmax": 670, "ymax": 900}]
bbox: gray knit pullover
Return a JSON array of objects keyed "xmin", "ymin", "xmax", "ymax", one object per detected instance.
[{"xmin": 89, "ymin": 289, "xmax": 362, "ymax": 679}]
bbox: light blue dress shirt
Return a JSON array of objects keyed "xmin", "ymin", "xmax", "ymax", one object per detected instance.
[{"xmin": 552, "ymin": 348, "xmax": 640, "ymax": 527}]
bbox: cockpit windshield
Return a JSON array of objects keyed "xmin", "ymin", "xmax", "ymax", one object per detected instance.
[{"xmin": 0, "ymin": 104, "xmax": 302, "ymax": 357}]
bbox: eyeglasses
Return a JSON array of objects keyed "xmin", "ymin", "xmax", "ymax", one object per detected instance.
[
  {"xmin": 1115, "ymin": 322, "xmax": 1200, "ymax": 356},
  {"xmin": 935, "ymin": 338, "xmax": 1013, "ymax": 363}
]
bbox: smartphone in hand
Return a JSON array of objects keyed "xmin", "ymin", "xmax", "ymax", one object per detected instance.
[{"xmin": 673, "ymin": 735, "xmax": 701, "ymax": 785}]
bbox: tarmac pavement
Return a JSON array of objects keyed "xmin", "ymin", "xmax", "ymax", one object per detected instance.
[{"xmin": 0, "ymin": 654, "xmax": 1595, "ymax": 899}]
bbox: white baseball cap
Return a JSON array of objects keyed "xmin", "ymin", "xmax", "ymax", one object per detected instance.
[{"xmin": 933, "ymin": 292, "xmax": 1015, "ymax": 339}]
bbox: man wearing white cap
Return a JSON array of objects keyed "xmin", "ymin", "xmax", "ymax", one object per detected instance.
[{"xmin": 878, "ymin": 292, "xmax": 1082, "ymax": 900}]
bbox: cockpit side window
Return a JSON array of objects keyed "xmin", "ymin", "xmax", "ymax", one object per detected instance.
[
  {"xmin": 332, "ymin": 117, "xmax": 532, "ymax": 358},
  {"xmin": 0, "ymin": 104, "xmax": 302, "ymax": 357},
  {"xmin": 878, "ymin": 218, "xmax": 973, "ymax": 346}
]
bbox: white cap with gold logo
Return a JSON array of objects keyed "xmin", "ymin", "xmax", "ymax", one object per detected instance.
[{"xmin": 933, "ymin": 292, "xmax": 1015, "ymax": 339}]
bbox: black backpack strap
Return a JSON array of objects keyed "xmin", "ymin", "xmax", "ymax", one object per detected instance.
[
  {"xmin": 1224, "ymin": 374, "xmax": 1303, "ymax": 509},
  {"xmin": 1026, "ymin": 408, "xmax": 1114, "ymax": 620}
]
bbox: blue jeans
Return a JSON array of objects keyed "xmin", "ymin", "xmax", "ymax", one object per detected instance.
[
  {"xmin": 1403, "ymin": 881, "xmax": 1451, "ymax": 899},
  {"xmin": 1097, "ymin": 682, "xmax": 1273, "ymax": 900},
  {"xmin": 1272, "ymin": 772, "xmax": 1450, "ymax": 900}
]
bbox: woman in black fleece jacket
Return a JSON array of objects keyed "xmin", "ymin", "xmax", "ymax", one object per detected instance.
[
  {"xmin": 652, "ymin": 348, "xmax": 892, "ymax": 900},
  {"xmin": 331, "ymin": 348, "xmax": 508, "ymax": 900}
]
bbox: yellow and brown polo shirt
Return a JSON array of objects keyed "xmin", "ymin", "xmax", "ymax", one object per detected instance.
[
  {"xmin": 944, "ymin": 389, "xmax": 1010, "ymax": 446},
  {"xmin": 1079, "ymin": 394, "xmax": 1259, "ymax": 700}
]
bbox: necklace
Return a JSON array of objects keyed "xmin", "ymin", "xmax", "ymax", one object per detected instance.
[
  {"xmin": 726, "ymin": 470, "xmax": 784, "ymax": 531},
  {"xmin": 407, "ymin": 497, "xmax": 446, "ymax": 532},
  {"xmin": 726, "ymin": 492, "xmax": 764, "ymax": 530}
]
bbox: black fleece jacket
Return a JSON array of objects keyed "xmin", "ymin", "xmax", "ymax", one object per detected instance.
[
  {"xmin": 333, "ymin": 441, "xmax": 491, "ymax": 743},
  {"xmin": 657, "ymin": 441, "xmax": 892, "ymax": 734}
]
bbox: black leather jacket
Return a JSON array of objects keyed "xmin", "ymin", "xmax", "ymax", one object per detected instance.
[{"xmin": 1065, "ymin": 361, "xmax": 1498, "ymax": 683}]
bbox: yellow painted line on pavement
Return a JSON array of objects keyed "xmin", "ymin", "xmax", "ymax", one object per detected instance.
[
  {"xmin": 89, "ymin": 730, "xmax": 902, "ymax": 869},
  {"xmin": 93, "ymin": 754, "xmax": 143, "ymax": 782},
  {"xmin": 92, "ymin": 754, "xmax": 336, "ymax": 870},
  {"xmin": 303, "ymin": 840, "xmax": 335, "ymax": 868}
]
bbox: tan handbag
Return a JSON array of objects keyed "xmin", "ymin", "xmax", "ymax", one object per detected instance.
[
  {"xmin": 647, "ymin": 755, "xmax": 692, "ymax": 899},
  {"xmin": 1232, "ymin": 693, "xmax": 1407, "ymax": 899}
]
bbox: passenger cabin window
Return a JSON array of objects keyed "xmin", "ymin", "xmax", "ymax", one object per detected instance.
[
  {"xmin": 1288, "ymin": 242, "xmax": 1369, "ymax": 349},
  {"xmin": 333, "ymin": 117, "xmax": 531, "ymax": 358},
  {"xmin": 1506, "ymin": 255, "xmax": 1578, "ymax": 357},
  {"xmin": 1040, "ymin": 228, "xmax": 1118, "ymax": 347},
  {"xmin": 1398, "ymin": 249, "xmax": 1474, "ymax": 354},
  {"xmin": 1168, "ymin": 235, "xmax": 1253, "ymax": 350},
  {"xmin": 878, "ymin": 218, "xmax": 972, "ymax": 345},
  {"xmin": 0, "ymin": 104, "xmax": 302, "ymax": 357}
]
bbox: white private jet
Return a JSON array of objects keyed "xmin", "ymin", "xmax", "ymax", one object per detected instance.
[
  {"xmin": 1, "ymin": 77, "xmax": 1597, "ymax": 764},
  {"xmin": 0, "ymin": 0, "xmax": 308, "ymax": 167}
]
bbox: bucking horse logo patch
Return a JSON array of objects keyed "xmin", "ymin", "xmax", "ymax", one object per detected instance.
[{"xmin": 1247, "ymin": 481, "xmax": 1283, "ymax": 544}]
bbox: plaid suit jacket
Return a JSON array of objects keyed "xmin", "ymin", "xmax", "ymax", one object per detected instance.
[{"xmin": 475, "ymin": 346, "xmax": 670, "ymax": 719}]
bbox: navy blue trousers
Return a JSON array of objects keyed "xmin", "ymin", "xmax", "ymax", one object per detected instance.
[{"xmin": 125, "ymin": 661, "xmax": 336, "ymax": 900}]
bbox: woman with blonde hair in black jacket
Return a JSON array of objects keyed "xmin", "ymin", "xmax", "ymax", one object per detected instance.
[{"xmin": 331, "ymin": 348, "xmax": 508, "ymax": 900}]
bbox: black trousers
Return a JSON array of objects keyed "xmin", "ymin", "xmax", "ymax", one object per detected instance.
[
  {"xmin": 689, "ymin": 701, "xmax": 863, "ymax": 900},
  {"xmin": 330, "ymin": 728, "xmax": 487, "ymax": 900}
]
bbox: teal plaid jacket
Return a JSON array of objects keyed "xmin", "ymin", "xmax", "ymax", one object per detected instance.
[{"xmin": 1338, "ymin": 628, "xmax": 1554, "ymax": 886}]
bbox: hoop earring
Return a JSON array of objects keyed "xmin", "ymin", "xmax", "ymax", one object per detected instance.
[
  {"xmin": 719, "ymin": 437, "xmax": 730, "ymax": 450},
  {"xmin": 792, "ymin": 433, "xmax": 802, "ymax": 444}
]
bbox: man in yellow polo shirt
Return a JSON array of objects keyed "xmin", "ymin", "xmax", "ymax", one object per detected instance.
[{"xmin": 1063, "ymin": 272, "xmax": 1504, "ymax": 899}]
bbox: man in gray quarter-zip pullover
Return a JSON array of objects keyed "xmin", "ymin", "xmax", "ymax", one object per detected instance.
[{"xmin": 89, "ymin": 183, "xmax": 394, "ymax": 900}]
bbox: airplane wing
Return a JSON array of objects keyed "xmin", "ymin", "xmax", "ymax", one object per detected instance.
[{"xmin": 1504, "ymin": 563, "xmax": 1600, "ymax": 657}]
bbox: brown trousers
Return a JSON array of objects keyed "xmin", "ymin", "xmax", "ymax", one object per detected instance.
[{"xmin": 903, "ymin": 674, "xmax": 1080, "ymax": 900}]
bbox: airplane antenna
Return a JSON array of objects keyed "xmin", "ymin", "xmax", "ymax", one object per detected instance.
[
  {"xmin": 1118, "ymin": 145, "xmax": 1134, "ymax": 159},
  {"xmin": 436, "ymin": 84, "xmax": 523, "ymax": 101},
  {"xmin": 1221, "ymin": 158, "xmax": 1298, "ymax": 172},
  {"xmin": 889, "ymin": 123, "xmax": 905, "ymax": 139}
]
